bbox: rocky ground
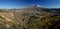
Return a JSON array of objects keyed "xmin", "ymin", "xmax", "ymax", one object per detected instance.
[{"xmin": 0, "ymin": 5, "xmax": 60, "ymax": 29}]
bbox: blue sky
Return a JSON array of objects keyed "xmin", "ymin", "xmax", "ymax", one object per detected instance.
[{"xmin": 0, "ymin": 0, "xmax": 60, "ymax": 8}]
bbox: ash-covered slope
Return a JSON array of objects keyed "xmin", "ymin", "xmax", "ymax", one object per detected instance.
[{"xmin": 0, "ymin": 5, "xmax": 60, "ymax": 29}]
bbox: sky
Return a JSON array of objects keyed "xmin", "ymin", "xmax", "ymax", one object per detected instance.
[{"xmin": 0, "ymin": 0, "xmax": 60, "ymax": 8}]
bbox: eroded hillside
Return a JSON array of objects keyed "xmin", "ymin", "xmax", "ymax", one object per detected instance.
[{"xmin": 0, "ymin": 6, "xmax": 60, "ymax": 29}]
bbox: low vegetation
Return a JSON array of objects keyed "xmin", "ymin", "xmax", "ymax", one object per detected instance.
[{"xmin": 0, "ymin": 6, "xmax": 60, "ymax": 29}]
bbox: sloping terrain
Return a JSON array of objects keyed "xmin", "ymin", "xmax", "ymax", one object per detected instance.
[{"xmin": 0, "ymin": 5, "xmax": 60, "ymax": 29}]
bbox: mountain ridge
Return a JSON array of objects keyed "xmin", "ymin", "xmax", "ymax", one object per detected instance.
[{"xmin": 0, "ymin": 5, "xmax": 60, "ymax": 29}]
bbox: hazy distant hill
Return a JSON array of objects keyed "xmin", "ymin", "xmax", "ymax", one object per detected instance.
[{"xmin": 0, "ymin": 5, "xmax": 60, "ymax": 29}]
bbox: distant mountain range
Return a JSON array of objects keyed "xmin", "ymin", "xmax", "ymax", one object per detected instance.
[{"xmin": 0, "ymin": 5, "xmax": 60, "ymax": 29}]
